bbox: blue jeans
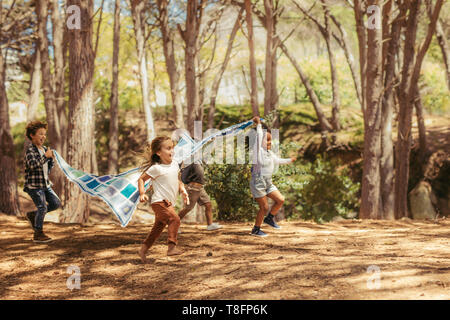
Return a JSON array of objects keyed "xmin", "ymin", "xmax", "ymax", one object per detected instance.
[{"xmin": 25, "ymin": 187, "xmax": 61, "ymax": 231}]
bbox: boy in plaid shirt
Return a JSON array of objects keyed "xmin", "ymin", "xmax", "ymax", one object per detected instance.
[{"xmin": 24, "ymin": 121, "xmax": 61, "ymax": 243}]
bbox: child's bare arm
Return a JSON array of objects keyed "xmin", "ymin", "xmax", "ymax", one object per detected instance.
[
  {"xmin": 178, "ymin": 173, "xmax": 189, "ymax": 205},
  {"xmin": 138, "ymin": 172, "xmax": 151, "ymax": 202}
]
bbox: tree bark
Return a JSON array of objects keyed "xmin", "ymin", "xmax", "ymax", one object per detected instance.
[
  {"xmin": 359, "ymin": 0, "xmax": 383, "ymax": 220},
  {"xmin": 207, "ymin": 8, "xmax": 243, "ymax": 129},
  {"xmin": 156, "ymin": 0, "xmax": 184, "ymax": 129},
  {"xmin": 27, "ymin": 48, "xmax": 41, "ymax": 121},
  {"xmin": 353, "ymin": 0, "xmax": 367, "ymax": 115},
  {"xmin": 108, "ymin": 0, "xmax": 120, "ymax": 175},
  {"xmin": 131, "ymin": 0, "xmax": 155, "ymax": 141},
  {"xmin": 263, "ymin": 0, "xmax": 274, "ymax": 118},
  {"xmin": 183, "ymin": 0, "xmax": 202, "ymax": 135},
  {"xmin": 321, "ymin": 0, "xmax": 340, "ymax": 132},
  {"xmin": 394, "ymin": 0, "xmax": 422, "ymax": 219},
  {"xmin": 395, "ymin": 0, "xmax": 443, "ymax": 219},
  {"xmin": 62, "ymin": 0, "xmax": 95, "ymax": 224},
  {"xmin": 36, "ymin": 0, "xmax": 61, "ymax": 152},
  {"xmin": 0, "ymin": 43, "xmax": 21, "ymax": 216},
  {"xmin": 244, "ymin": 0, "xmax": 260, "ymax": 117},
  {"xmin": 414, "ymin": 84, "xmax": 427, "ymax": 166},
  {"xmin": 380, "ymin": 4, "xmax": 404, "ymax": 220}
]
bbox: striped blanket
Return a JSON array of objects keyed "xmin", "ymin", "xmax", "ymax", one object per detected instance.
[{"xmin": 54, "ymin": 119, "xmax": 254, "ymax": 227}]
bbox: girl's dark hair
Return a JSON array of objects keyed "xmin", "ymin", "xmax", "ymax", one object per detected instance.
[
  {"xmin": 141, "ymin": 136, "xmax": 173, "ymax": 172},
  {"xmin": 26, "ymin": 121, "xmax": 47, "ymax": 140}
]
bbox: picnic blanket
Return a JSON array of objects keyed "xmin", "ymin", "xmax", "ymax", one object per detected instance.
[{"xmin": 54, "ymin": 119, "xmax": 255, "ymax": 226}]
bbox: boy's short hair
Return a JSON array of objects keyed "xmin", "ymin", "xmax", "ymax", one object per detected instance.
[{"xmin": 26, "ymin": 120, "xmax": 48, "ymax": 140}]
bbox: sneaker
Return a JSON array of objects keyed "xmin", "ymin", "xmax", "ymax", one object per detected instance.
[
  {"xmin": 264, "ymin": 215, "xmax": 281, "ymax": 229},
  {"xmin": 251, "ymin": 226, "xmax": 268, "ymax": 237},
  {"xmin": 206, "ymin": 223, "xmax": 223, "ymax": 231},
  {"xmin": 26, "ymin": 211, "xmax": 36, "ymax": 231},
  {"xmin": 33, "ymin": 231, "xmax": 52, "ymax": 243}
]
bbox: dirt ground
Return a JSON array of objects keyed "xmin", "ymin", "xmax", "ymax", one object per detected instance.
[{"xmin": 1, "ymin": 196, "xmax": 449, "ymax": 300}]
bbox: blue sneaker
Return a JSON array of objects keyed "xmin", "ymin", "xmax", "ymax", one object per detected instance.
[
  {"xmin": 251, "ymin": 226, "xmax": 268, "ymax": 237},
  {"xmin": 264, "ymin": 215, "xmax": 281, "ymax": 229}
]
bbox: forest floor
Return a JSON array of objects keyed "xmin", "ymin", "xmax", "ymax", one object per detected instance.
[{"xmin": 1, "ymin": 194, "xmax": 449, "ymax": 300}]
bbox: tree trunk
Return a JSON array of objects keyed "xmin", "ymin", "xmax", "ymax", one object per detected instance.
[
  {"xmin": 279, "ymin": 42, "xmax": 333, "ymax": 133},
  {"xmin": 244, "ymin": 0, "xmax": 260, "ymax": 117},
  {"xmin": 263, "ymin": 0, "xmax": 274, "ymax": 118},
  {"xmin": 435, "ymin": 19, "xmax": 450, "ymax": 91},
  {"xmin": 395, "ymin": 0, "xmax": 443, "ymax": 219},
  {"xmin": 108, "ymin": 0, "xmax": 120, "ymax": 175},
  {"xmin": 36, "ymin": 0, "xmax": 61, "ymax": 151},
  {"xmin": 51, "ymin": 0, "xmax": 67, "ymax": 157},
  {"xmin": 380, "ymin": 4, "xmax": 404, "ymax": 220},
  {"xmin": 321, "ymin": 0, "xmax": 340, "ymax": 132},
  {"xmin": 131, "ymin": 0, "xmax": 155, "ymax": 141},
  {"xmin": 414, "ymin": 84, "xmax": 427, "ymax": 167},
  {"xmin": 353, "ymin": 0, "xmax": 367, "ymax": 115},
  {"xmin": 27, "ymin": 48, "xmax": 40, "ymax": 121},
  {"xmin": 359, "ymin": 0, "xmax": 383, "ymax": 220},
  {"xmin": 394, "ymin": 0, "xmax": 422, "ymax": 219},
  {"xmin": 157, "ymin": 0, "xmax": 184, "ymax": 129},
  {"xmin": 62, "ymin": 0, "xmax": 95, "ymax": 224},
  {"xmin": 208, "ymin": 8, "xmax": 243, "ymax": 129},
  {"xmin": 37, "ymin": 0, "xmax": 66, "ymax": 197},
  {"xmin": 0, "ymin": 48, "xmax": 21, "ymax": 216},
  {"xmin": 184, "ymin": 0, "xmax": 202, "ymax": 135}
]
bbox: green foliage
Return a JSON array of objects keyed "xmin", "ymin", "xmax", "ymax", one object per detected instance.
[
  {"xmin": 282, "ymin": 156, "xmax": 360, "ymax": 223},
  {"xmin": 204, "ymin": 162, "xmax": 258, "ymax": 222}
]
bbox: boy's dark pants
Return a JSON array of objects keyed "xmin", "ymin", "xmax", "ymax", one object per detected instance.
[{"xmin": 25, "ymin": 187, "xmax": 61, "ymax": 231}]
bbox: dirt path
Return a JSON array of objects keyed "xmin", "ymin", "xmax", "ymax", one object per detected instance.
[{"xmin": 1, "ymin": 213, "xmax": 449, "ymax": 300}]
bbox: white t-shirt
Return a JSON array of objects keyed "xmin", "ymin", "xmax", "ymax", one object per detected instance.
[{"xmin": 145, "ymin": 160, "xmax": 180, "ymax": 205}]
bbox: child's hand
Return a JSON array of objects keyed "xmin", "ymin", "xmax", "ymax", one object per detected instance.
[
  {"xmin": 139, "ymin": 194, "xmax": 149, "ymax": 203},
  {"xmin": 291, "ymin": 156, "xmax": 297, "ymax": 162},
  {"xmin": 182, "ymin": 191, "xmax": 190, "ymax": 206},
  {"xmin": 45, "ymin": 148, "xmax": 54, "ymax": 158},
  {"xmin": 252, "ymin": 116, "xmax": 260, "ymax": 125}
]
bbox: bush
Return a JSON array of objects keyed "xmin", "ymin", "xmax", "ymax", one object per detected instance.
[
  {"xmin": 204, "ymin": 162, "xmax": 258, "ymax": 222},
  {"xmin": 289, "ymin": 156, "xmax": 360, "ymax": 223}
]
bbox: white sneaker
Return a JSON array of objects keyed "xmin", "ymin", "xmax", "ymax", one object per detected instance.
[{"xmin": 206, "ymin": 223, "xmax": 223, "ymax": 231}]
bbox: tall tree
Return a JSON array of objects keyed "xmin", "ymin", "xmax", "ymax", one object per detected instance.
[
  {"xmin": 62, "ymin": 0, "xmax": 96, "ymax": 224},
  {"xmin": 179, "ymin": 0, "xmax": 205, "ymax": 135},
  {"xmin": 27, "ymin": 48, "xmax": 40, "ymax": 121},
  {"xmin": 359, "ymin": 0, "xmax": 383, "ymax": 220},
  {"xmin": 394, "ymin": 0, "xmax": 444, "ymax": 218},
  {"xmin": 156, "ymin": 0, "xmax": 184, "ymax": 129},
  {"xmin": 130, "ymin": 0, "xmax": 155, "ymax": 141},
  {"xmin": 108, "ymin": 0, "xmax": 121, "ymax": 174},
  {"xmin": 0, "ymin": 0, "xmax": 20, "ymax": 216},
  {"xmin": 244, "ymin": 0, "xmax": 260, "ymax": 117},
  {"xmin": 320, "ymin": 0, "xmax": 340, "ymax": 132}
]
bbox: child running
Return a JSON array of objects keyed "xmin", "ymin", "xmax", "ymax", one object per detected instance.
[
  {"xmin": 24, "ymin": 121, "xmax": 61, "ymax": 243},
  {"xmin": 137, "ymin": 136, "xmax": 190, "ymax": 263},
  {"xmin": 250, "ymin": 116, "xmax": 296, "ymax": 237},
  {"xmin": 178, "ymin": 159, "xmax": 223, "ymax": 231}
]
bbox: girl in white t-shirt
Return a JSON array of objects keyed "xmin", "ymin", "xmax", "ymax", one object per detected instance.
[{"xmin": 137, "ymin": 136, "xmax": 189, "ymax": 263}]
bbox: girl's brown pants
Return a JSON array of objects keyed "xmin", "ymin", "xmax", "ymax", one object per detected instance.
[{"xmin": 143, "ymin": 200, "xmax": 180, "ymax": 247}]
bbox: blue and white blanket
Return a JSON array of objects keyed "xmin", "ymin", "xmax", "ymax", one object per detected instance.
[{"xmin": 54, "ymin": 119, "xmax": 254, "ymax": 227}]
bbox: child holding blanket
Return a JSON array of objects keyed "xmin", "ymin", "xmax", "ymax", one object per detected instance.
[
  {"xmin": 137, "ymin": 136, "xmax": 189, "ymax": 263},
  {"xmin": 250, "ymin": 116, "xmax": 296, "ymax": 237},
  {"xmin": 24, "ymin": 121, "xmax": 61, "ymax": 243}
]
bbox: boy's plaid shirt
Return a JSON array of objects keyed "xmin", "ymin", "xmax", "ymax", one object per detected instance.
[{"xmin": 24, "ymin": 143, "xmax": 54, "ymax": 190}]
